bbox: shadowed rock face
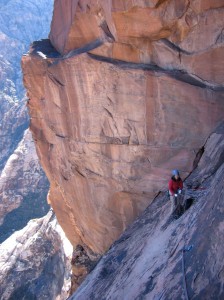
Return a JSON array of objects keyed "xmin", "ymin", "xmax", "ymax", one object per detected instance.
[
  {"xmin": 22, "ymin": 0, "xmax": 224, "ymax": 257},
  {"xmin": 0, "ymin": 211, "xmax": 73, "ymax": 300},
  {"xmin": 0, "ymin": 130, "xmax": 49, "ymax": 243},
  {"xmin": 70, "ymin": 123, "xmax": 224, "ymax": 300}
]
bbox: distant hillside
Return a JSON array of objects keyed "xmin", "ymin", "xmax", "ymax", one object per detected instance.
[
  {"xmin": 0, "ymin": 0, "xmax": 53, "ymax": 242},
  {"xmin": 0, "ymin": 0, "xmax": 54, "ymax": 168}
]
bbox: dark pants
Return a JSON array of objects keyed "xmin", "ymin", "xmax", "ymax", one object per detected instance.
[{"xmin": 169, "ymin": 191, "xmax": 184, "ymax": 214}]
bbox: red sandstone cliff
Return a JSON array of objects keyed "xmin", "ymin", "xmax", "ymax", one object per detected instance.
[{"xmin": 22, "ymin": 0, "xmax": 224, "ymax": 264}]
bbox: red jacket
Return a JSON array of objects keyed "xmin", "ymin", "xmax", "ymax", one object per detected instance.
[{"xmin": 168, "ymin": 176, "xmax": 183, "ymax": 195}]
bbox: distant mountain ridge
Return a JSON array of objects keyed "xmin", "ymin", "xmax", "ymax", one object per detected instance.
[
  {"xmin": 0, "ymin": 0, "xmax": 54, "ymax": 168},
  {"xmin": 0, "ymin": 0, "xmax": 53, "ymax": 241}
]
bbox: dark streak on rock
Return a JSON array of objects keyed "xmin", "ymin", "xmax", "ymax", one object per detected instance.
[
  {"xmin": 115, "ymin": 250, "xmax": 127, "ymax": 264},
  {"xmin": 63, "ymin": 39, "xmax": 103, "ymax": 59},
  {"xmin": 193, "ymin": 146, "xmax": 205, "ymax": 169},
  {"xmin": 88, "ymin": 53, "xmax": 224, "ymax": 91},
  {"xmin": 160, "ymin": 38, "xmax": 191, "ymax": 55},
  {"xmin": 88, "ymin": 52, "xmax": 161, "ymax": 71},
  {"xmin": 107, "ymin": 96, "xmax": 114, "ymax": 105},
  {"xmin": 155, "ymin": 0, "xmax": 168, "ymax": 9},
  {"xmin": 100, "ymin": 20, "xmax": 115, "ymax": 41},
  {"xmin": 48, "ymin": 73, "xmax": 65, "ymax": 87},
  {"xmin": 169, "ymin": 242, "xmax": 181, "ymax": 258},
  {"xmin": 103, "ymin": 107, "xmax": 113, "ymax": 119},
  {"xmin": 112, "ymin": 235, "xmax": 131, "ymax": 247},
  {"xmin": 55, "ymin": 133, "xmax": 66, "ymax": 138},
  {"xmin": 215, "ymin": 28, "xmax": 224, "ymax": 44},
  {"xmin": 85, "ymin": 168, "xmax": 103, "ymax": 178},
  {"xmin": 61, "ymin": 174, "xmax": 69, "ymax": 181},
  {"xmin": 76, "ymin": 169, "xmax": 86, "ymax": 178},
  {"xmin": 140, "ymin": 276, "xmax": 155, "ymax": 298}
]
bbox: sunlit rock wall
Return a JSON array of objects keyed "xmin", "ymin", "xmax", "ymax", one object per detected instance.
[{"xmin": 22, "ymin": 0, "xmax": 224, "ymax": 254}]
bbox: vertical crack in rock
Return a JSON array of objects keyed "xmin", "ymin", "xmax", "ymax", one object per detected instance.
[
  {"xmin": 100, "ymin": 20, "xmax": 115, "ymax": 41},
  {"xmin": 71, "ymin": 244, "xmax": 100, "ymax": 295}
]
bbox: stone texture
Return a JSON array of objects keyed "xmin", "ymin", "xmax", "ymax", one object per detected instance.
[
  {"xmin": 189, "ymin": 0, "xmax": 224, "ymax": 14},
  {"xmin": 177, "ymin": 7, "xmax": 224, "ymax": 53},
  {"xmin": 49, "ymin": 0, "xmax": 191, "ymax": 55},
  {"xmin": 71, "ymin": 245, "xmax": 100, "ymax": 293},
  {"xmin": 0, "ymin": 0, "xmax": 54, "ymax": 242},
  {"xmin": 0, "ymin": 0, "xmax": 54, "ymax": 170},
  {"xmin": 0, "ymin": 211, "xmax": 73, "ymax": 300},
  {"xmin": 70, "ymin": 122, "xmax": 224, "ymax": 300},
  {"xmin": 0, "ymin": 78, "xmax": 28, "ymax": 171},
  {"xmin": 22, "ymin": 0, "xmax": 224, "ymax": 259},
  {"xmin": 0, "ymin": 130, "xmax": 49, "ymax": 242},
  {"xmin": 48, "ymin": 0, "xmax": 224, "ymax": 89}
]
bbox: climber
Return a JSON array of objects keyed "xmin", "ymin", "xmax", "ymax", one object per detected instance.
[{"xmin": 168, "ymin": 169, "xmax": 183, "ymax": 215}]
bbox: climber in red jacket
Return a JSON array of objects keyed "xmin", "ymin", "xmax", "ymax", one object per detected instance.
[{"xmin": 168, "ymin": 169, "xmax": 183, "ymax": 214}]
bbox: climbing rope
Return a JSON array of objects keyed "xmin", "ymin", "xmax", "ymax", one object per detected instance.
[{"xmin": 182, "ymin": 245, "xmax": 193, "ymax": 300}]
